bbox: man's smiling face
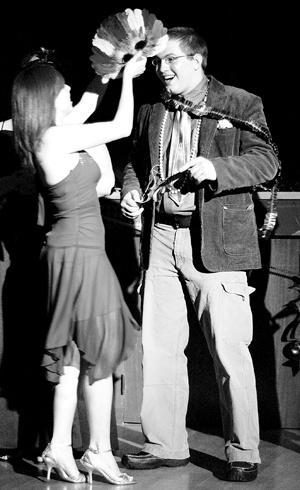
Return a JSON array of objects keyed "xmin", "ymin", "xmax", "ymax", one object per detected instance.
[{"xmin": 154, "ymin": 39, "xmax": 204, "ymax": 96}]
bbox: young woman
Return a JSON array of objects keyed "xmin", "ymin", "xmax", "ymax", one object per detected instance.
[{"xmin": 11, "ymin": 52, "xmax": 146, "ymax": 485}]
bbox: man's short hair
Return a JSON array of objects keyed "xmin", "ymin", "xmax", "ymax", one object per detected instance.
[{"xmin": 168, "ymin": 27, "xmax": 208, "ymax": 69}]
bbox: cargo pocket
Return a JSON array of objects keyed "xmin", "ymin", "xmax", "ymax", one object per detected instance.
[
  {"xmin": 221, "ymin": 281, "xmax": 251, "ymax": 300},
  {"xmin": 220, "ymin": 281, "xmax": 253, "ymax": 344}
]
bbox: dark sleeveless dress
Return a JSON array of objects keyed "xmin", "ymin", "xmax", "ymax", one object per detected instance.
[{"xmin": 40, "ymin": 151, "xmax": 138, "ymax": 384}]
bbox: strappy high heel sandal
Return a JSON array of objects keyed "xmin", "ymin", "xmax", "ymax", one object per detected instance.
[
  {"xmin": 80, "ymin": 447, "xmax": 136, "ymax": 485},
  {"xmin": 42, "ymin": 443, "xmax": 86, "ymax": 483}
]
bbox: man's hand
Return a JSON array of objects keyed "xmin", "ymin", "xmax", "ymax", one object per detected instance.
[
  {"xmin": 181, "ymin": 156, "xmax": 217, "ymax": 185},
  {"xmin": 120, "ymin": 190, "xmax": 143, "ymax": 219}
]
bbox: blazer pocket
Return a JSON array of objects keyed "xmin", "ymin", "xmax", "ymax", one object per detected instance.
[
  {"xmin": 222, "ymin": 203, "xmax": 257, "ymax": 255},
  {"xmin": 212, "ymin": 128, "xmax": 236, "ymax": 156}
]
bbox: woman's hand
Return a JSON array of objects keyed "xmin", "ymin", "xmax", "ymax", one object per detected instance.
[{"xmin": 123, "ymin": 52, "xmax": 147, "ymax": 79}]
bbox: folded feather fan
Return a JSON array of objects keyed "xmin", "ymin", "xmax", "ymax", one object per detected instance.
[{"xmin": 91, "ymin": 8, "xmax": 168, "ymax": 83}]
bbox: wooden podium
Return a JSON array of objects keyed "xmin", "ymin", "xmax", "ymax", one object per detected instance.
[{"xmin": 252, "ymin": 192, "xmax": 300, "ymax": 428}]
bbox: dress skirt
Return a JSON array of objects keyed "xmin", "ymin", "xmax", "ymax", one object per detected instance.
[{"xmin": 41, "ymin": 245, "xmax": 139, "ymax": 384}]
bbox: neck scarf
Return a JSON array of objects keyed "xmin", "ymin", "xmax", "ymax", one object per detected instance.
[
  {"xmin": 167, "ymin": 76, "xmax": 209, "ymax": 176},
  {"xmin": 168, "ymin": 109, "xmax": 191, "ymax": 176}
]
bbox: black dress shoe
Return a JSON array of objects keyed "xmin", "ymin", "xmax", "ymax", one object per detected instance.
[
  {"xmin": 226, "ymin": 461, "xmax": 258, "ymax": 481},
  {"xmin": 121, "ymin": 451, "xmax": 190, "ymax": 470}
]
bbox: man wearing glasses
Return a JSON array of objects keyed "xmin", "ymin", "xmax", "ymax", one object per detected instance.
[{"xmin": 121, "ymin": 26, "xmax": 279, "ymax": 482}]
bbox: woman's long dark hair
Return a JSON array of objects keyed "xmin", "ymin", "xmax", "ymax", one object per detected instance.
[{"xmin": 11, "ymin": 63, "xmax": 65, "ymax": 170}]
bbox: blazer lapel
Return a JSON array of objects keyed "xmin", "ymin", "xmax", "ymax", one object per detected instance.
[
  {"xmin": 148, "ymin": 103, "xmax": 166, "ymax": 169},
  {"xmin": 199, "ymin": 76, "xmax": 228, "ymax": 157}
]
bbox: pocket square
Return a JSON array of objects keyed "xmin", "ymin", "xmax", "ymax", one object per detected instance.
[{"xmin": 217, "ymin": 118, "xmax": 233, "ymax": 129}]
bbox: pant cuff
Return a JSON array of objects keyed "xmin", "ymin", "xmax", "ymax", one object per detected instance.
[
  {"xmin": 143, "ymin": 443, "xmax": 190, "ymax": 459},
  {"xmin": 226, "ymin": 446, "xmax": 261, "ymax": 464}
]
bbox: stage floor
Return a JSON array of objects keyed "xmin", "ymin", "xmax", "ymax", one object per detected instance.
[{"xmin": 1, "ymin": 425, "xmax": 300, "ymax": 489}]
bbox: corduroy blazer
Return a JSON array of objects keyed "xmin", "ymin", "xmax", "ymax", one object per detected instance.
[{"xmin": 122, "ymin": 76, "xmax": 280, "ymax": 272}]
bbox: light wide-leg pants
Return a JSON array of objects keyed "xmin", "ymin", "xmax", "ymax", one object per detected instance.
[{"xmin": 141, "ymin": 224, "xmax": 260, "ymax": 463}]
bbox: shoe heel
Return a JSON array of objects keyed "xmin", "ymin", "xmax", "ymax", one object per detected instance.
[
  {"xmin": 86, "ymin": 470, "xmax": 93, "ymax": 484},
  {"xmin": 80, "ymin": 458, "xmax": 93, "ymax": 484},
  {"xmin": 45, "ymin": 463, "xmax": 53, "ymax": 481},
  {"xmin": 81, "ymin": 448, "xmax": 135, "ymax": 486},
  {"xmin": 42, "ymin": 443, "xmax": 86, "ymax": 483}
]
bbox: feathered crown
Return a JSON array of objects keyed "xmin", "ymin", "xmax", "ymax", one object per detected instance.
[{"xmin": 91, "ymin": 8, "xmax": 168, "ymax": 83}]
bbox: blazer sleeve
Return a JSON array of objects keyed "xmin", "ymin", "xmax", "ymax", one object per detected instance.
[
  {"xmin": 122, "ymin": 104, "xmax": 152, "ymax": 198},
  {"xmin": 210, "ymin": 92, "xmax": 280, "ymax": 193}
]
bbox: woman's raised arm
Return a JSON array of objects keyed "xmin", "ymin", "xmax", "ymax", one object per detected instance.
[{"xmin": 42, "ymin": 53, "xmax": 146, "ymax": 154}]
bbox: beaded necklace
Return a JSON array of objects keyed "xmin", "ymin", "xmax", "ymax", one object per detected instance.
[
  {"xmin": 158, "ymin": 111, "xmax": 202, "ymax": 181},
  {"xmin": 158, "ymin": 84, "xmax": 209, "ymax": 196}
]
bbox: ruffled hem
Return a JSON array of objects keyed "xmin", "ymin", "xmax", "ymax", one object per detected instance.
[{"xmin": 41, "ymin": 306, "xmax": 139, "ymax": 384}]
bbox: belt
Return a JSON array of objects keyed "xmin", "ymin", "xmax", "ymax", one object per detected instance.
[{"xmin": 155, "ymin": 213, "xmax": 192, "ymax": 229}]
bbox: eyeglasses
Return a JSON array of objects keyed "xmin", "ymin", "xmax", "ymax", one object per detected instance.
[{"xmin": 151, "ymin": 54, "xmax": 194, "ymax": 68}]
